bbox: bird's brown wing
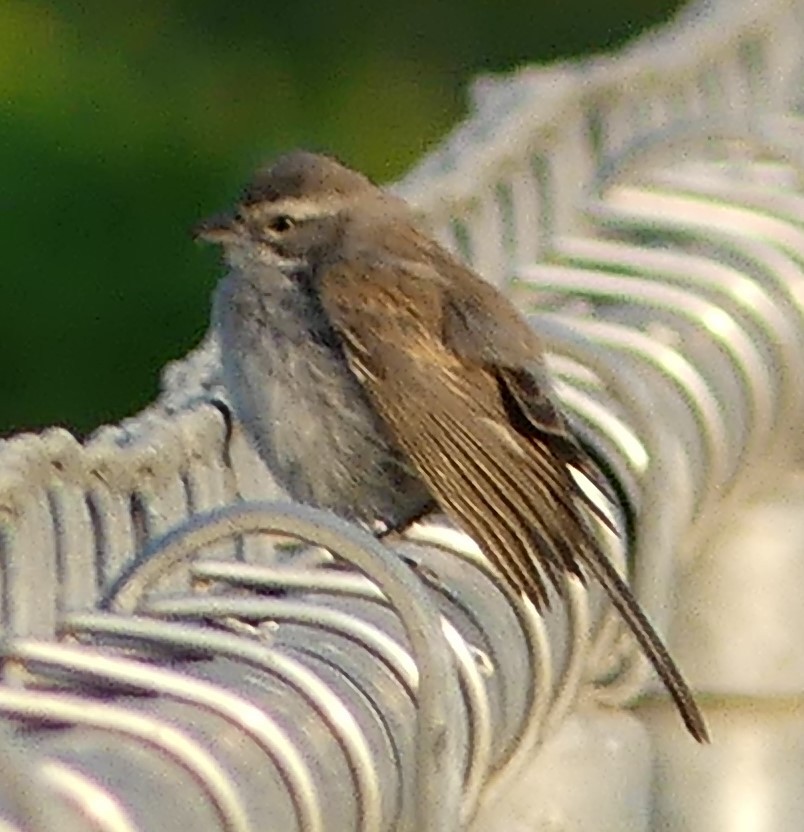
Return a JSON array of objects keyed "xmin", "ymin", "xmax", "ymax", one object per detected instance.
[
  {"xmin": 319, "ymin": 258, "xmax": 708, "ymax": 741},
  {"xmin": 320, "ymin": 259, "xmax": 589, "ymax": 608},
  {"xmin": 439, "ymin": 263, "xmax": 618, "ymax": 515}
]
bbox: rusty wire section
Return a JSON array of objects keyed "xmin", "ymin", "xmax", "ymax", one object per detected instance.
[{"xmin": 1, "ymin": 1, "xmax": 804, "ymax": 829}]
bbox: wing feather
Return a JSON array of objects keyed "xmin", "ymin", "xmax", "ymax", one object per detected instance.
[{"xmin": 318, "ymin": 257, "xmax": 708, "ymax": 741}]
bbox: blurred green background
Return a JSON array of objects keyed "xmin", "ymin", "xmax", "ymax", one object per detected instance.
[{"xmin": 1, "ymin": 0, "xmax": 686, "ymax": 438}]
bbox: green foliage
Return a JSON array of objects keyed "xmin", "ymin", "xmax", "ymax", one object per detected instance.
[{"xmin": 0, "ymin": 0, "xmax": 685, "ymax": 436}]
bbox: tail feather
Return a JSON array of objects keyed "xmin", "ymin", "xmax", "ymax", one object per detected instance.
[{"xmin": 580, "ymin": 545, "xmax": 709, "ymax": 743}]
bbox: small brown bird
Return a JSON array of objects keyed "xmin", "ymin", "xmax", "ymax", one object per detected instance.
[{"xmin": 195, "ymin": 150, "xmax": 708, "ymax": 742}]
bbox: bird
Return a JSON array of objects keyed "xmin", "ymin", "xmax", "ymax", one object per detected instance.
[{"xmin": 194, "ymin": 149, "xmax": 708, "ymax": 742}]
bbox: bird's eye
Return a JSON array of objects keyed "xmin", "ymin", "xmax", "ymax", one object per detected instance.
[{"xmin": 269, "ymin": 215, "xmax": 295, "ymax": 233}]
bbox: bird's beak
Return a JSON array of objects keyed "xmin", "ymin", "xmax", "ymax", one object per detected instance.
[{"xmin": 192, "ymin": 211, "xmax": 241, "ymax": 244}]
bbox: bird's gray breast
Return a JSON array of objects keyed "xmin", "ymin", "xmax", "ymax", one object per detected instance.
[{"xmin": 212, "ymin": 270, "xmax": 430, "ymax": 525}]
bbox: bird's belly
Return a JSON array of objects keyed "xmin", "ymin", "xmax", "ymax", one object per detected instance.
[{"xmin": 220, "ymin": 316, "xmax": 431, "ymax": 528}]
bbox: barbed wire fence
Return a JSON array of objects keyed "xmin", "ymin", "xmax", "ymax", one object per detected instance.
[{"xmin": 2, "ymin": 0, "xmax": 804, "ymax": 829}]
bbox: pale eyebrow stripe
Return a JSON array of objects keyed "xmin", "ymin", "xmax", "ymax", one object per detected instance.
[{"xmin": 247, "ymin": 195, "xmax": 352, "ymax": 220}]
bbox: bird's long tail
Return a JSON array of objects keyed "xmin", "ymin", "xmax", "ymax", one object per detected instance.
[{"xmin": 580, "ymin": 545, "xmax": 709, "ymax": 742}]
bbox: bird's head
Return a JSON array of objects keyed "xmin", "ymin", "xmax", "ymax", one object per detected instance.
[{"xmin": 194, "ymin": 150, "xmax": 397, "ymax": 274}]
